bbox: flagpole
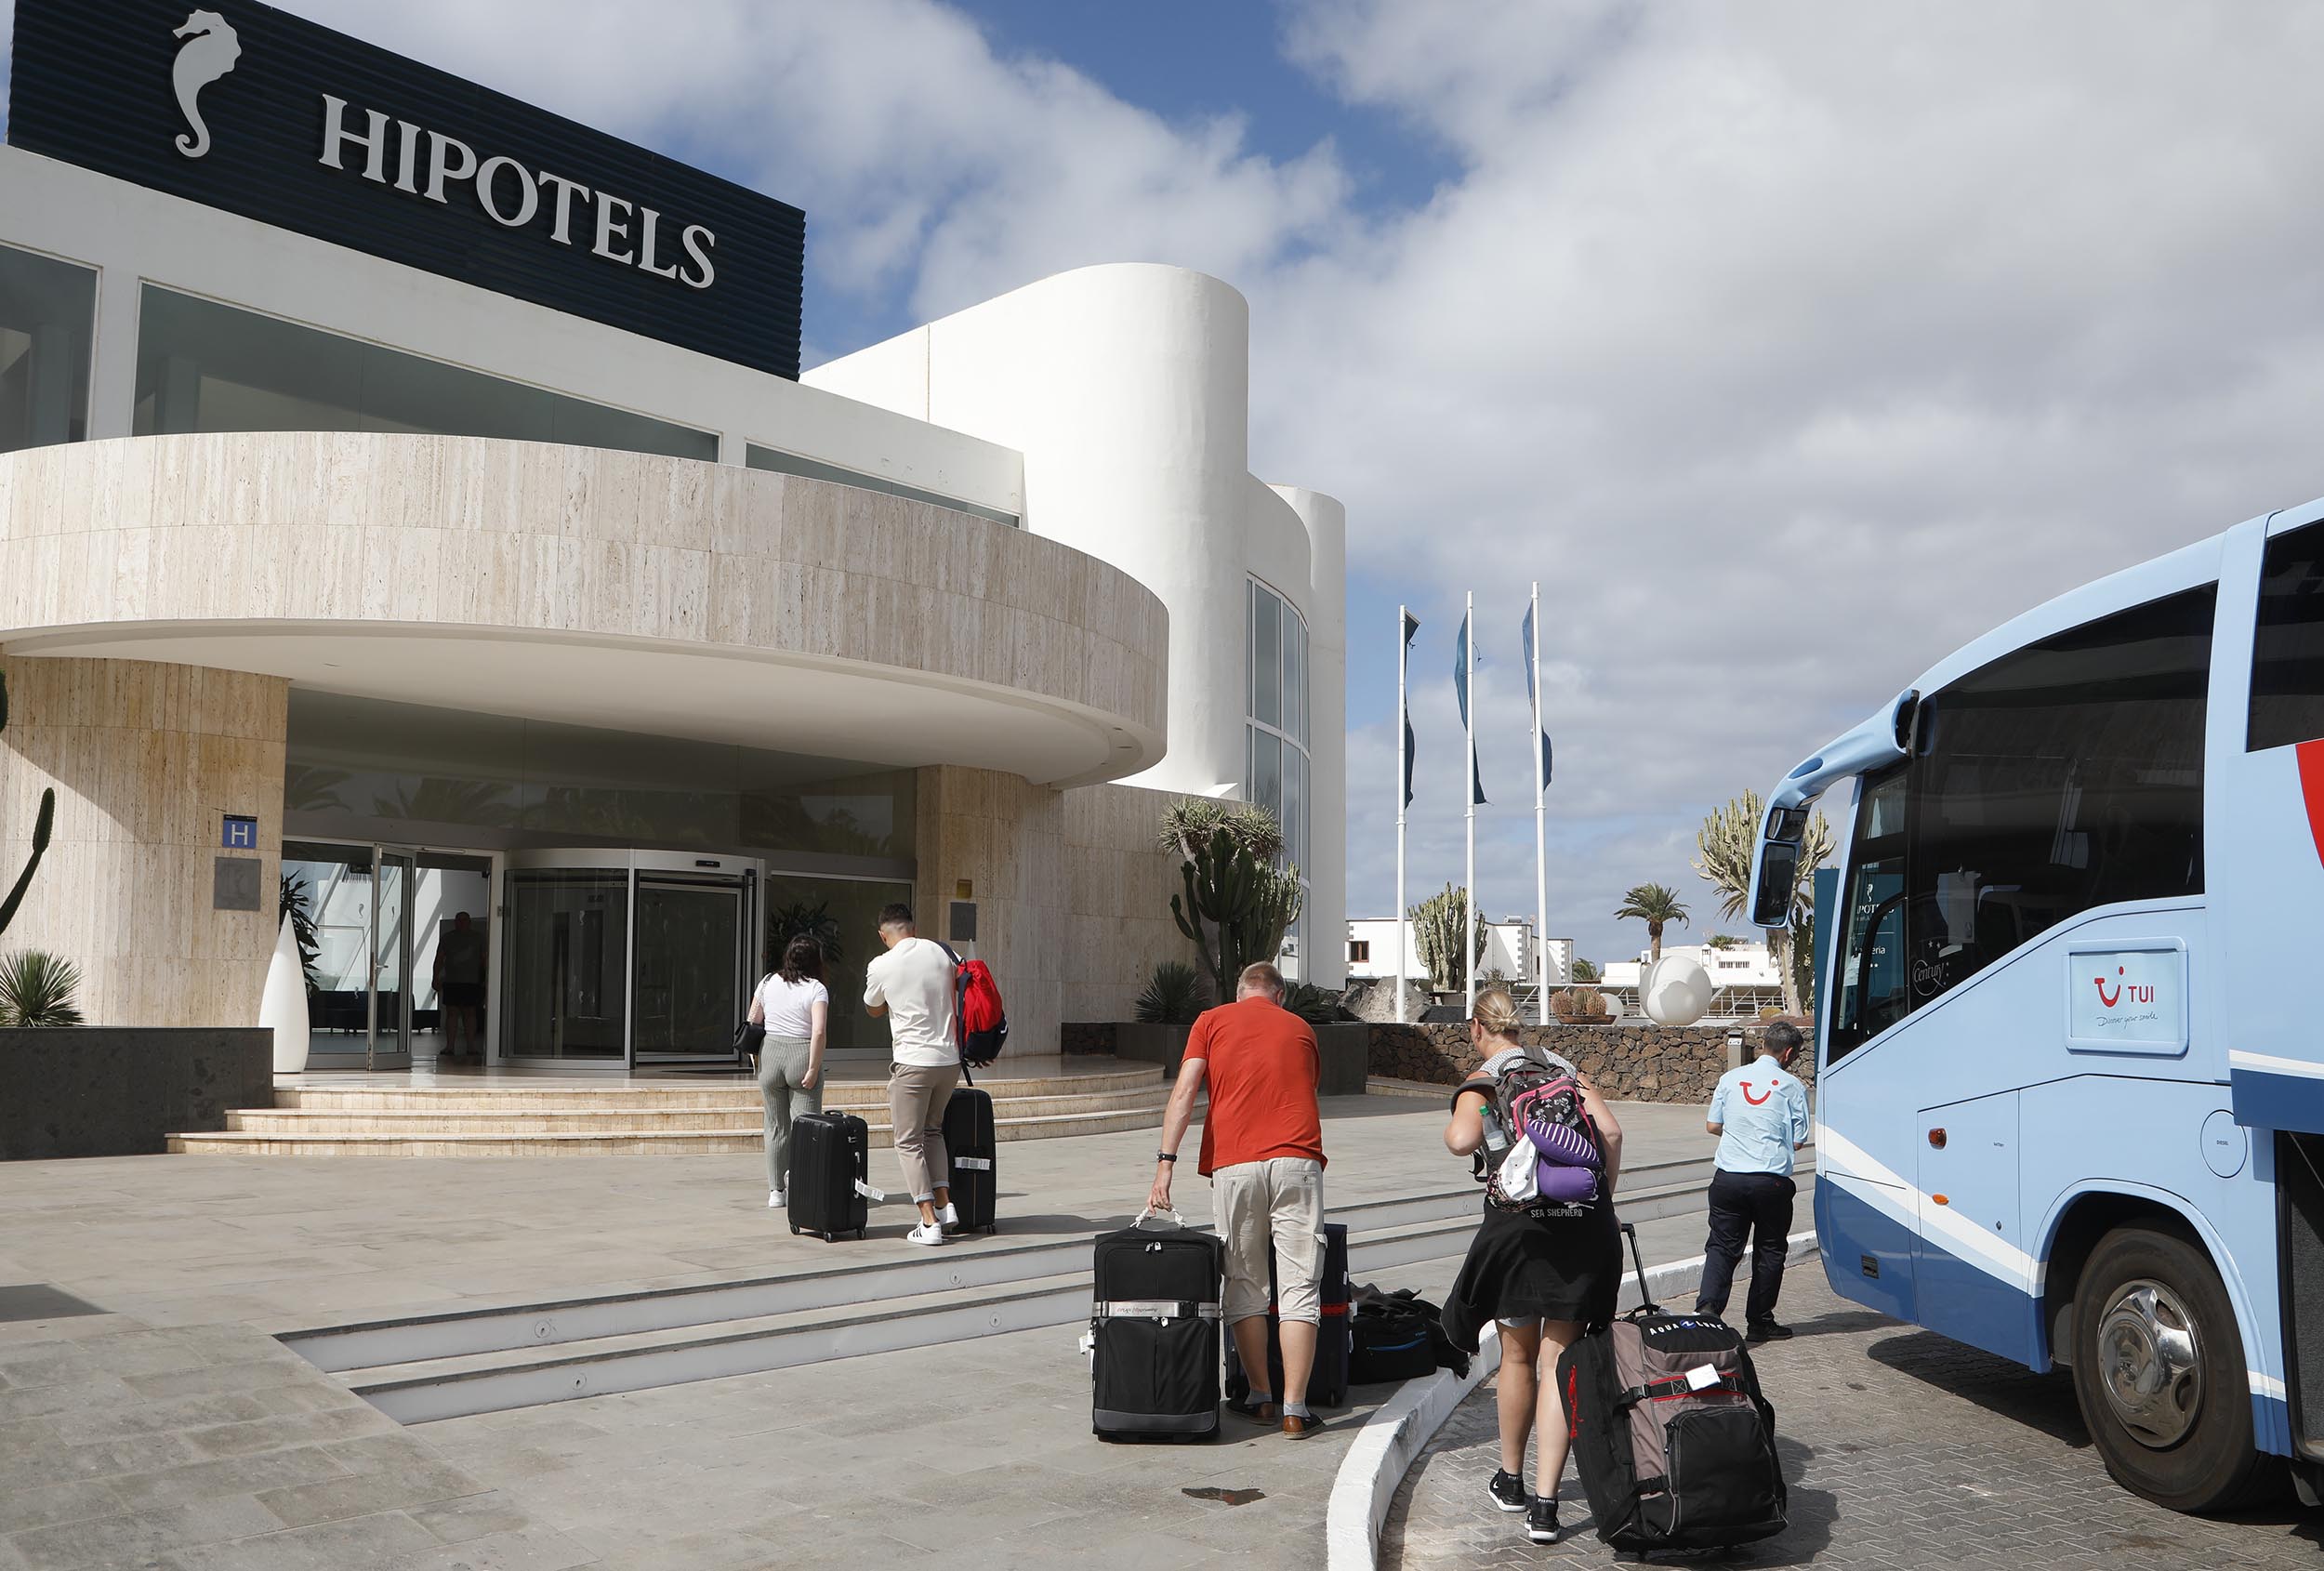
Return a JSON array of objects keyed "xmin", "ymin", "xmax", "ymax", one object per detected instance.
[
  {"xmin": 1531, "ymin": 580, "xmax": 1549, "ymax": 1024},
  {"xmin": 1464, "ymin": 589, "xmax": 1477, "ymax": 1018},
  {"xmin": 1395, "ymin": 603, "xmax": 1410, "ymax": 1023}
]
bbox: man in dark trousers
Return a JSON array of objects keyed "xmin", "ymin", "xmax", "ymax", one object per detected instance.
[{"xmin": 1696, "ymin": 1020, "xmax": 1813, "ymax": 1341}]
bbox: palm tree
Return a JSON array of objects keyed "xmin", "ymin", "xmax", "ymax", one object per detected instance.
[
  {"xmin": 1571, "ymin": 957, "xmax": 1600, "ymax": 983},
  {"xmin": 1693, "ymin": 788, "xmax": 1837, "ymax": 1015},
  {"xmin": 1614, "ymin": 883, "xmax": 1690, "ymax": 963}
]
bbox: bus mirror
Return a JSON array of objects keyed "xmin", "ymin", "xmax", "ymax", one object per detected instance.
[{"xmin": 1751, "ymin": 840, "xmax": 1799, "ymax": 929}]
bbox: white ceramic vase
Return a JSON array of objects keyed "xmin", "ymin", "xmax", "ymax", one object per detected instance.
[{"xmin": 259, "ymin": 913, "xmax": 310, "ymax": 1074}]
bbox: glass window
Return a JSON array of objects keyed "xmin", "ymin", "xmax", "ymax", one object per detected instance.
[
  {"xmin": 1832, "ymin": 587, "xmax": 2213, "ymax": 1061},
  {"xmin": 744, "ymin": 443, "xmax": 1018, "ymax": 528},
  {"xmin": 1252, "ymin": 584, "xmax": 1284, "ymax": 729},
  {"xmin": 761, "ymin": 874, "xmax": 916, "ymax": 1056},
  {"xmin": 1829, "ymin": 773, "xmax": 1908, "ymax": 1062},
  {"xmin": 1252, "ymin": 728, "xmax": 1284, "ymax": 822},
  {"xmin": 1905, "ymin": 585, "xmax": 2211, "ymax": 1009},
  {"xmin": 2250, "ymin": 520, "xmax": 2324, "ymax": 751},
  {"xmin": 0, "ymin": 243, "xmax": 97, "ymax": 452},
  {"xmin": 1283, "ymin": 742, "xmax": 1304, "ymax": 873},
  {"xmin": 284, "ymin": 691, "xmax": 915, "ymax": 862},
  {"xmin": 1285, "ymin": 612, "xmax": 1306, "ymax": 746},
  {"xmin": 134, "ymin": 286, "xmax": 716, "ymax": 461}
]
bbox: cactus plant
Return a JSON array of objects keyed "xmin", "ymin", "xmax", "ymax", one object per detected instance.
[
  {"xmin": 1552, "ymin": 985, "xmax": 1611, "ymax": 1023},
  {"xmin": 0, "ymin": 670, "xmax": 57, "ymax": 944},
  {"xmin": 1169, "ymin": 827, "xmax": 1304, "ymax": 1003},
  {"xmin": 1134, "ymin": 960, "xmax": 1204, "ymax": 1024}
]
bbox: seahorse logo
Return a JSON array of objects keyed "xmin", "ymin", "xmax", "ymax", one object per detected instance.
[{"xmin": 171, "ymin": 10, "xmax": 243, "ymax": 159}]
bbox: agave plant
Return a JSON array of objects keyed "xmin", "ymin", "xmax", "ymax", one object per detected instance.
[
  {"xmin": 1133, "ymin": 959, "xmax": 1203, "ymax": 1025},
  {"xmin": 0, "ymin": 950, "xmax": 85, "ymax": 1027},
  {"xmin": 1282, "ymin": 981, "xmax": 1345, "ymax": 1025}
]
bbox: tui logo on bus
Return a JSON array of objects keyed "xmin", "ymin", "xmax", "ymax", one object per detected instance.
[{"xmin": 2092, "ymin": 966, "xmax": 2155, "ymax": 1011}]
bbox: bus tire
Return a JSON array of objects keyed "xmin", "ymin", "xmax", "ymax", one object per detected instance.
[{"xmin": 2068, "ymin": 1225, "xmax": 2280, "ymax": 1512}]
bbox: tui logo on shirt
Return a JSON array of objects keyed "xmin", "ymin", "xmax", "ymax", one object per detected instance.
[{"xmin": 1739, "ymin": 1075, "xmax": 1783, "ymax": 1107}]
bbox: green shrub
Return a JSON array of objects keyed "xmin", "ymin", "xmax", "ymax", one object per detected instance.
[
  {"xmin": 0, "ymin": 950, "xmax": 85, "ymax": 1027},
  {"xmin": 1134, "ymin": 960, "xmax": 1203, "ymax": 1025}
]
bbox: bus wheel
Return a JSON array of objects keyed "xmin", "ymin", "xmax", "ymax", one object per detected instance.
[{"xmin": 2069, "ymin": 1225, "xmax": 2279, "ymax": 1512}]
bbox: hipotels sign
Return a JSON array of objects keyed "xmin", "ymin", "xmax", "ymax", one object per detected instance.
[
  {"xmin": 312, "ymin": 97, "xmax": 720, "ymax": 290},
  {"xmin": 7, "ymin": 0, "xmax": 804, "ymax": 377}
]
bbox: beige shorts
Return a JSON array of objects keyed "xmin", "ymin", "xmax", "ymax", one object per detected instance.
[{"xmin": 1213, "ymin": 1156, "xmax": 1326, "ymax": 1326}]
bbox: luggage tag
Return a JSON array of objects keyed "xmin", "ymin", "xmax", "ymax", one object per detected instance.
[
  {"xmin": 853, "ymin": 1179, "xmax": 887, "ymax": 1201},
  {"xmin": 1684, "ymin": 1365, "xmax": 1719, "ymax": 1392},
  {"xmin": 955, "ymin": 1157, "xmax": 993, "ymax": 1171}
]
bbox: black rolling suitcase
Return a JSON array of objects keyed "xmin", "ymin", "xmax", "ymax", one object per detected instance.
[
  {"xmin": 942, "ymin": 1085, "xmax": 997, "ymax": 1234},
  {"xmin": 1090, "ymin": 1210, "xmax": 1223, "ymax": 1442},
  {"xmin": 1224, "ymin": 1221, "xmax": 1352, "ymax": 1407},
  {"xmin": 1556, "ymin": 1221, "xmax": 1788, "ymax": 1553},
  {"xmin": 786, "ymin": 1112, "xmax": 872, "ymax": 1243}
]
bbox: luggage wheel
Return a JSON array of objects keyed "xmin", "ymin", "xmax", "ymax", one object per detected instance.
[{"xmin": 788, "ymin": 1224, "xmax": 799, "ymax": 1236}]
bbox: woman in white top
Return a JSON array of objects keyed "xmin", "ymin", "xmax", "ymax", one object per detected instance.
[{"xmin": 750, "ymin": 936, "xmax": 829, "ymax": 1208}]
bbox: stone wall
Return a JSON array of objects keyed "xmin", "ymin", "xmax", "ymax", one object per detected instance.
[
  {"xmin": 0, "ymin": 1027, "xmax": 272, "ymax": 1158},
  {"xmin": 1369, "ymin": 1022, "xmax": 1816, "ymax": 1103},
  {"xmin": 1059, "ymin": 782, "xmax": 1199, "ymax": 1025}
]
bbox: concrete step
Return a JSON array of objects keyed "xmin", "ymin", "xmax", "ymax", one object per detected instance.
[
  {"xmin": 271, "ymin": 1063, "xmax": 1167, "ymax": 1112},
  {"xmin": 170, "ymin": 1102, "xmax": 1169, "ymax": 1156},
  {"xmin": 281, "ymin": 1155, "xmax": 1792, "ymax": 1424},
  {"xmin": 222, "ymin": 1086, "xmax": 1169, "ymax": 1137}
]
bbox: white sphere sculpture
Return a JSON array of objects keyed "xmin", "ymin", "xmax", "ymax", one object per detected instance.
[{"xmin": 1641, "ymin": 956, "xmax": 1714, "ymax": 1028}]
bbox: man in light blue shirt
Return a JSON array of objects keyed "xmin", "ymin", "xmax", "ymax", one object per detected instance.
[{"xmin": 1696, "ymin": 1021, "xmax": 1813, "ymax": 1341}]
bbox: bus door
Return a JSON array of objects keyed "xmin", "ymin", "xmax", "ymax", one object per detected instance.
[
  {"xmin": 1915, "ymin": 1093, "xmax": 2025, "ymax": 1356},
  {"xmin": 2216, "ymin": 511, "xmax": 2324, "ymax": 1136}
]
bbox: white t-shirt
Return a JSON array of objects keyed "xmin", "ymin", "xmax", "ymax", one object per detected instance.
[
  {"xmin": 863, "ymin": 936, "xmax": 957, "ymax": 1067},
  {"xmin": 752, "ymin": 973, "xmax": 828, "ymax": 1040}
]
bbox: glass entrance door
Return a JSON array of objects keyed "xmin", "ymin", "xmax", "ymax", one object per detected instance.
[
  {"xmin": 369, "ymin": 850, "xmax": 416, "ymax": 1071},
  {"xmin": 634, "ymin": 876, "xmax": 747, "ymax": 1063},
  {"xmin": 501, "ymin": 869, "xmax": 629, "ymax": 1062}
]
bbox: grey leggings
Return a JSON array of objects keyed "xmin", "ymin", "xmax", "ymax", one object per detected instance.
[{"xmin": 757, "ymin": 1036, "xmax": 822, "ymax": 1191}]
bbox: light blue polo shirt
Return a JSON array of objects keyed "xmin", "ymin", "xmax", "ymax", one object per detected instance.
[{"xmin": 1708, "ymin": 1054, "xmax": 1811, "ymax": 1177}]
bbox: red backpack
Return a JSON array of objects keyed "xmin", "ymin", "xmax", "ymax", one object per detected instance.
[{"xmin": 942, "ymin": 946, "xmax": 1010, "ymax": 1070}]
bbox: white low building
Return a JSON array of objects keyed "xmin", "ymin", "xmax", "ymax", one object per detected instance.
[
  {"xmin": 1594, "ymin": 940, "xmax": 1788, "ymax": 1023},
  {"xmin": 1346, "ymin": 917, "xmax": 1573, "ymax": 989}
]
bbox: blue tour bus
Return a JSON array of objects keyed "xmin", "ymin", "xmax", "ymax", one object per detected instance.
[{"xmin": 1746, "ymin": 497, "xmax": 2324, "ymax": 1512}]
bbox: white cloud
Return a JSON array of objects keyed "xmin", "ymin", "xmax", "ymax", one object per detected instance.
[
  {"xmin": 18, "ymin": 0, "xmax": 2322, "ymax": 965},
  {"xmin": 1271, "ymin": 0, "xmax": 2324, "ymax": 962}
]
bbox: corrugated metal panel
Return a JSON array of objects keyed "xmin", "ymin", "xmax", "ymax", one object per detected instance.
[{"xmin": 7, "ymin": 0, "xmax": 804, "ymax": 379}]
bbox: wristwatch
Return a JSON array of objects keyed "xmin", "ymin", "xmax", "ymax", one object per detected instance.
[{"xmin": 1156, "ymin": 1151, "xmax": 1178, "ymax": 1164}]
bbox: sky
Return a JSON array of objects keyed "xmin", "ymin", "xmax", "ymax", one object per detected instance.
[{"xmin": 9, "ymin": 2, "xmax": 2324, "ymax": 969}]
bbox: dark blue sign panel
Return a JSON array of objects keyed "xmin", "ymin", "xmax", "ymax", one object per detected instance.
[
  {"xmin": 7, "ymin": 0, "xmax": 804, "ymax": 378},
  {"xmin": 220, "ymin": 813, "xmax": 257, "ymax": 850}
]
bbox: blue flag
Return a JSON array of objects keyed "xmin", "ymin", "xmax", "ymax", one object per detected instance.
[
  {"xmin": 1455, "ymin": 612, "xmax": 1486, "ymax": 805},
  {"xmin": 1520, "ymin": 601, "xmax": 1552, "ymax": 790},
  {"xmin": 1401, "ymin": 611, "xmax": 1419, "ymax": 809}
]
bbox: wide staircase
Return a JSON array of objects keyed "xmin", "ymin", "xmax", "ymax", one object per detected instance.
[{"xmin": 168, "ymin": 1057, "xmax": 1168, "ymax": 1156}]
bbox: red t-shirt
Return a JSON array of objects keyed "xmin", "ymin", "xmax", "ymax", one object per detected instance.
[{"xmin": 1184, "ymin": 997, "xmax": 1326, "ymax": 1177}]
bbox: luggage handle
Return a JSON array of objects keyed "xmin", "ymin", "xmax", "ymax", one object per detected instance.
[
  {"xmin": 1621, "ymin": 1221, "xmax": 1659, "ymax": 1314},
  {"xmin": 1134, "ymin": 1206, "xmax": 1185, "ymax": 1231}
]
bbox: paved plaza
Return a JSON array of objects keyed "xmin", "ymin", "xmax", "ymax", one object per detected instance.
[{"xmin": 1380, "ymin": 1271, "xmax": 2323, "ymax": 1570}]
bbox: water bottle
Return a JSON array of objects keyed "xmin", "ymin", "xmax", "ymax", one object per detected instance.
[{"xmin": 1480, "ymin": 1102, "xmax": 1512, "ymax": 1164}]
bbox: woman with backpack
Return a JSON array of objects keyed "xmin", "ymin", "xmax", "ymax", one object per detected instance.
[
  {"xmin": 750, "ymin": 936, "xmax": 829, "ymax": 1210},
  {"xmin": 1441, "ymin": 985, "xmax": 1625, "ymax": 1547}
]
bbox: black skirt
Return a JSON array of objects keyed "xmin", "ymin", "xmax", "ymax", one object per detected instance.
[{"xmin": 1442, "ymin": 1195, "xmax": 1622, "ymax": 1353}]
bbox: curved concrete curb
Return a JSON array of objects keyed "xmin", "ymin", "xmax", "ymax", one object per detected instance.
[{"xmin": 1325, "ymin": 1230, "xmax": 1818, "ymax": 1571}]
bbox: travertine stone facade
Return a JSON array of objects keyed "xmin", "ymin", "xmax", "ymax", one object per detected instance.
[
  {"xmin": 0, "ymin": 433, "xmax": 1168, "ymax": 786},
  {"xmin": 0, "ymin": 656, "xmax": 288, "ymax": 1027},
  {"xmin": 1061, "ymin": 782, "xmax": 1199, "ymax": 1024},
  {"xmin": 914, "ymin": 770, "xmax": 1195, "ymax": 1057}
]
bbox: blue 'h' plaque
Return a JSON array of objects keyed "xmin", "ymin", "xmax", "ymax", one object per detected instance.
[{"xmin": 221, "ymin": 814, "xmax": 257, "ymax": 850}]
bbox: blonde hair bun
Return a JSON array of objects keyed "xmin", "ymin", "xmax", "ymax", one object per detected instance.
[{"xmin": 1473, "ymin": 984, "xmax": 1522, "ymax": 1036}]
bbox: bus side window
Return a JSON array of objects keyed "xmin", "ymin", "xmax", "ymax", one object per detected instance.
[
  {"xmin": 2249, "ymin": 519, "xmax": 2324, "ymax": 751},
  {"xmin": 1829, "ymin": 772, "xmax": 1908, "ymax": 1063}
]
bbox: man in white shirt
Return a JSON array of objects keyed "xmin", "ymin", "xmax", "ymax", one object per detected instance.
[{"xmin": 864, "ymin": 903, "xmax": 960, "ymax": 1247}]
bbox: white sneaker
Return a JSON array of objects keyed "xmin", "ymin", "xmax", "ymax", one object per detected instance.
[
  {"xmin": 938, "ymin": 1204, "xmax": 960, "ymax": 1230},
  {"xmin": 905, "ymin": 1221, "xmax": 948, "ymax": 1247},
  {"xmin": 768, "ymin": 1189, "xmax": 785, "ymax": 1208}
]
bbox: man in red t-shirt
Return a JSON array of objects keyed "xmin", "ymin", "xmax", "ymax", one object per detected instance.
[{"xmin": 1148, "ymin": 961, "xmax": 1329, "ymax": 1436}]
